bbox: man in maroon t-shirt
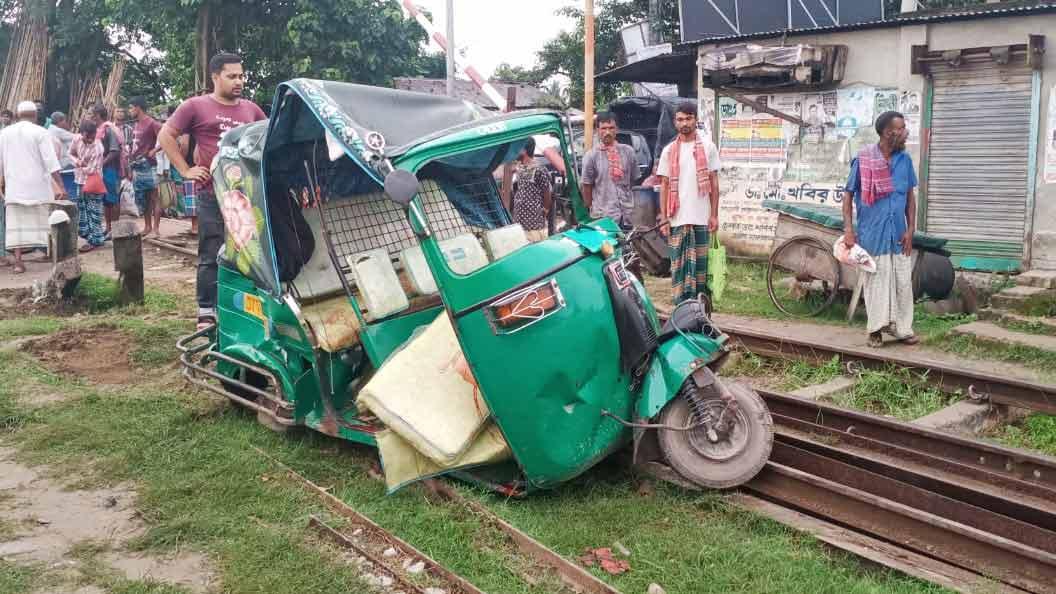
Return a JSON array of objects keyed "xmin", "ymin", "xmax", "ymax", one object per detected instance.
[
  {"xmin": 128, "ymin": 96, "xmax": 163, "ymax": 237},
  {"xmin": 159, "ymin": 52, "xmax": 266, "ymax": 330}
]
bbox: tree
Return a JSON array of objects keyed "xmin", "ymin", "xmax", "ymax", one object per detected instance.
[
  {"xmin": 535, "ymin": 0, "xmax": 678, "ymax": 109},
  {"xmin": 106, "ymin": 0, "xmax": 447, "ymax": 107},
  {"xmin": 491, "ymin": 62, "xmax": 545, "ymax": 84}
]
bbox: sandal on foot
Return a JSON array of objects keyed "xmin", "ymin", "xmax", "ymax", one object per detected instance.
[
  {"xmin": 898, "ymin": 335, "xmax": 920, "ymax": 345},
  {"xmin": 11, "ymin": 263, "xmax": 26, "ymax": 274},
  {"xmin": 196, "ymin": 315, "xmax": 216, "ymax": 332},
  {"xmin": 867, "ymin": 331, "xmax": 884, "ymax": 348},
  {"xmin": 78, "ymin": 244, "xmax": 96, "ymax": 253}
]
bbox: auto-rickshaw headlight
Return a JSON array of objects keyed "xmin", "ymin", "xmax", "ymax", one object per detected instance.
[{"xmin": 485, "ymin": 279, "xmax": 566, "ymax": 334}]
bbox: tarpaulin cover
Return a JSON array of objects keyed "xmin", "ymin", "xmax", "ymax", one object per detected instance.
[{"xmin": 762, "ymin": 199, "xmax": 951, "ymax": 255}]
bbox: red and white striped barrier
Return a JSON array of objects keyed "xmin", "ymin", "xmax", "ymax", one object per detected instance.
[{"xmin": 399, "ymin": 0, "xmax": 508, "ymax": 110}]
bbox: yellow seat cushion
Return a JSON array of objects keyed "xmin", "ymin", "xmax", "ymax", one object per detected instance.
[{"xmin": 300, "ymin": 295, "xmax": 362, "ymax": 352}]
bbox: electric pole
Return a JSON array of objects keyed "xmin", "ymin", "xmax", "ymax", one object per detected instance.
[
  {"xmin": 446, "ymin": 0, "xmax": 455, "ymax": 96},
  {"xmin": 584, "ymin": 0, "xmax": 595, "ymax": 150}
]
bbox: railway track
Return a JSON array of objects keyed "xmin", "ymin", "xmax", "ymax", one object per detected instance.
[
  {"xmin": 755, "ymin": 389, "xmax": 1056, "ymax": 593},
  {"xmin": 720, "ymin": 320, "xmax": 1056, "ymax": 415},
  {"xmin": 650, "ymin": 308, "xmax": 1056, "ymax": 591},
  {"xmin": 253, "ymin": 446, "xmax": 619, "ymax": 594}
]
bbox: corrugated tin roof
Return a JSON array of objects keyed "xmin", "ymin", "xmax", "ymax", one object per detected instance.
[
  {"xmin": 392, "ymin": 78, "xmax": 545, "ymax": 109},
  {"xmin": 678, "ymin": 1, "xmax": 1056, "ymax": 48}
]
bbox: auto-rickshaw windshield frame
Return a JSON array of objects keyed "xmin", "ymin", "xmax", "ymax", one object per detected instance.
[{"xmin": 391, "ymin": 114, "xmax": 588, "ymax": 226}]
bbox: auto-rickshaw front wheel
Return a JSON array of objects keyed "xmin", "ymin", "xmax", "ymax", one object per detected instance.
[{"xmin": 658, "ymin": 381, "xmax": 773, "ymax": 489}]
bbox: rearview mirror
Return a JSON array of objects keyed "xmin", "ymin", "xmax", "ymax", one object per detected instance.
[{"xmin": 384, "ymin": 169, "xmax": 420, "ymax": 207}]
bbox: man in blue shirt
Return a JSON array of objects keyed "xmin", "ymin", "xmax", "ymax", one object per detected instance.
[{"xmin": 842, "ymin": 111, "xmax": 919, "ymax": 348}]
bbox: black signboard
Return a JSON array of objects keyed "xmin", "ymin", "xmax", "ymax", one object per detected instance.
[{"xmin": 680, "ymin": 0, "xmax": 885, "ymax": 43}]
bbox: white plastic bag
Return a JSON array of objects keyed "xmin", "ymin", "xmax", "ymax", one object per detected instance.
[
  {"xmin": 119, "ymin": 179, "xmax": 139, "ymax": 217},
  {"xmin": 833, "ymin": 235, "xmax": 877, "ymax": 273}
]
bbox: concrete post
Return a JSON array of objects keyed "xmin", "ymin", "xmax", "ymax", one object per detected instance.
[
  {"xmin": 49, "ymin": 200, "xmax": 81, "ymax": 298},
  {"xmin": 112, "ymin": 219, "xmax": 144, "ymax": 305}
]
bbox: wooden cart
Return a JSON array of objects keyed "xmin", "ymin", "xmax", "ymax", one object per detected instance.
[{"xmin": 762, "ymin": 200, "xmax": 949, "ymax": 320}]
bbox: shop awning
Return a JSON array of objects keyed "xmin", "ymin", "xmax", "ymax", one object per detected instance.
[{"xmin": 595, "ymin": 51, "xmax": 696, "ymax": 85}]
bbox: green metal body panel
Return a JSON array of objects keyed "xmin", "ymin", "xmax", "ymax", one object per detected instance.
[
  {"xmin": 204, "ymin": 108, "xmax": 727, "ymax": 489},
  {"xmin": 360, "ymin": 307, "xmax": 443, "ymax": 366},
  {"xmin": 637, "ymin": 334, "xmax": 725, "ymax": 420},
  {"xmin": 388, "ymin": 114, "xmax": 718, "ymax": 487}
]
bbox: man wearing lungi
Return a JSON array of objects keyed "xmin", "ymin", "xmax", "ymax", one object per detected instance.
[
  {"xmin": 658, "ymin": 101, "xmax": 721, "ymax": 306},
  {"xmin": 0, "ymin": 101, "xmax": 66, "ymax": 273},
  {"xmin": 842, "ymin": 111, "xmax": 919, "ymax": 348}
]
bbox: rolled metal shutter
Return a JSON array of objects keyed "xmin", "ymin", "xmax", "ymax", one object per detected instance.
[{"xmin": 927, "ymin": 58, "xmax": 1031, "ymax": 271}]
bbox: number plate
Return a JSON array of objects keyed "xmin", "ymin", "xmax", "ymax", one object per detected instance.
[{"xmin": 243, "ymin": 293, "xmax": 265, "ymax": 321}]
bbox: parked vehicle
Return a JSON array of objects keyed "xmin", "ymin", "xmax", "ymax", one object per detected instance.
[{"xmin": 178, "ymin": 79, "xmax": 772, "ymax": 494}]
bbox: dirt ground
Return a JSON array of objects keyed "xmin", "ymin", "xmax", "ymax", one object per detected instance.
[
  {"xmin": 0, "ymin": 448, "xmax": 215, "ymax": 594},
  {"xmin": 0, "ymin": 217, "xmax": 197, "ymax": 298},
  {"xmin": 23, "ymin": 326, "xmax": 135, "ymax": 386}
]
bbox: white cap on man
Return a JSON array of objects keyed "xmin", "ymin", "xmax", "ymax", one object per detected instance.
[{"xmin": 16, "ymin": 101, "xmax": 36, "ymax": 114}]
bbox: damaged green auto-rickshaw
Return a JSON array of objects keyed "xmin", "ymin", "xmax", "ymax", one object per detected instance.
[{"xmin": 177, "ymin": 78, "xmax": 773, "ymax": 494}]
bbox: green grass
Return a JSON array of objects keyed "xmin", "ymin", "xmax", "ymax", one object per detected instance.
[
  {"xmin": 0, "ymin": 560, "xmax": 41, "ymax": 594},
  {"xmin": 723, "ymin": 351, "xmax": 844, "ymax": 391},
  {"xmin": 0, "ymin": 317, "xmax": 64, "ymax": 341},
  {"xmin": 831, "ymin": 367, "xmax": 957, "ymax": 421},
  {"xmin": 928, "ymin": 333, "xmax": 1056, "ymax": 379},
  {"xmin": 996, "ymin": 414, "xmax": 1056, "ymax": 457},
  {"xmin": 0, "ymin": 334, "xmax": 947, "ymax": 593},
  {"xmin": 75, "ymin": 272, "xmax": 184, "ymax": 315},
  {"xmin": 997, "ymin": 317, "xmax": 1056, "ymax": 337}
]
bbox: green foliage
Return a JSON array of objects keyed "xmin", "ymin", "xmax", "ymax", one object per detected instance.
[
  {"xmin": 492, "ymin": 63, "xmax": 546, "ymax": 85},
  {"xmin": 534, "ymin": 0, "xmax": 680, "ymax": 109},
  {"xmin": 31, "ymin": 0, "xmax": 454, "ymax": 109}
]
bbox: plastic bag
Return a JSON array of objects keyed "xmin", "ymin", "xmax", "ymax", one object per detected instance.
[
  {"xmin": 119, "ymin": 179, "xmax": 139, "ymax": 217},
  {"xmin": 707, "ymin": 232, "xmax": 727, "ymax": 302},
  {"xmin": 833, "ymin": 235, "xmax": 877, "ymax": 273}
]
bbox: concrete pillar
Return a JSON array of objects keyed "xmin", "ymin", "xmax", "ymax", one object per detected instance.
[
  {"xmin": 48, "ymin": 200, "xmax": 81, "ymax": 298},
  {"xmin": 112, "ymin": 219, "xmax": 144, "ymax": 305}
]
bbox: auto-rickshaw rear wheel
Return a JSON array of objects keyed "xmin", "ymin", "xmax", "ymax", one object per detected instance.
[{"xmin": 658, "ymin": 380, "xmax": 773, "ymax": 489}]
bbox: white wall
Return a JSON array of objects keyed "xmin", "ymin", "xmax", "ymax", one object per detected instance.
[{"xmin": 699, "ymin": 13, "xmax": 1056, "ymax": 269}]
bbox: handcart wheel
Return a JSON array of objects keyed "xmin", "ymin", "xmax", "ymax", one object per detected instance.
[
  {"xmin": 658, "ymin": 381, "xmax": 773, "ymax": 489},
  {"xmin": 767, "ymin": 235, "xmax": 841, "ymax": 317}
]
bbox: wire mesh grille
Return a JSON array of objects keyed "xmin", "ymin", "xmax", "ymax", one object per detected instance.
[
  {"xmin": 321, "ymin": 191, "xmax": 417, "ymax": 264},
  {"xmin": 417, "ymin": 177, "xmax": 505, "ymax": 241},
  {"xmin": 319, "ymin": 178, "xmax": 507, "ymax": 280}
]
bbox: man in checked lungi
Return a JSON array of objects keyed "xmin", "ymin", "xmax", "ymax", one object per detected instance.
[
  {"xmin": 658, "ymin": 102, "xmax": 722, "ymax": 306},
  {"xmin": 842, "ymin": 111, "xmax": 920, "ymax": 348}
]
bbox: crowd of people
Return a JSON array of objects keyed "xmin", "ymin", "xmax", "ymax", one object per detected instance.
[
  {"xmin": 0, "ymin": 51, "xmax": 918, "ymax": 347},
  {"xmin": 0, "ymin": 52, "xmax": 263, "ymax": 333}
]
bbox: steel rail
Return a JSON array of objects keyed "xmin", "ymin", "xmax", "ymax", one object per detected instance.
[
  {"xmin": 749, "ymin": 458, "xmax": 1056, "ymax": 593},
  {"xmin": 751, "ymin": 391, "xmax": 1056, "ymax": 593},
  {"xmin": 422, "ymin": 478, "xmax": 623, "ymax": 594},
  {"xmin": 721, "ymin": 321, "xmax": 1056, "ymax": 415},
  {"xmin": 253, "ymin": 447, "xmax": 485, "ymax": 594},
  {"xmin": 309, "ymin": 515, "xmax": 430, "ymax": 594},
  {"xmin": 759, "ymin": 389, "xmax": 1056, "ymax": 497}
]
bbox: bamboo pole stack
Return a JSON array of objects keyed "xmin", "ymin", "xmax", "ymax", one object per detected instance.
[
  {"xmin": 0, "ymin": 12, "xmax": 50, "ymax": 111},
  {"xmin": 69, "ymin": 71, "xmax": 103, "ymax": 124},
  {"xmin": 68, "ymin": 58, "xmax": 125, "ymax": 124},
  {"xmin": 101, "ymin": 58, "xmax": 126, "ymax": 113}
]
